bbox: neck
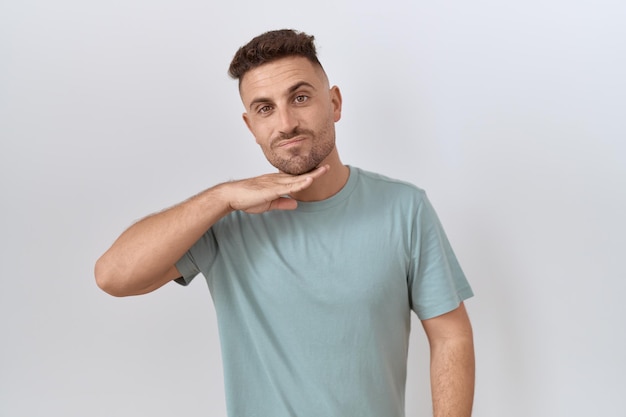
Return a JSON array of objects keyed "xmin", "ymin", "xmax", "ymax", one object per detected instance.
[{"xmin": 289, "ymin": 148, "xmax": 349, "ymax": 202}]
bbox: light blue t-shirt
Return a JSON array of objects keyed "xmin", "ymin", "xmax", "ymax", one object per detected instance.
[{"xmin": 176, "ymin": 166, "xmax": 473, "ymax": 417}]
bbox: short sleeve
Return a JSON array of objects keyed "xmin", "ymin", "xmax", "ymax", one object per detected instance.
[
  {"xmin": 174, "ymin": 228, "xmax": 219, "ymax": 286},
  {"xmin": 407, "ymin": 193, "xmax": 473, "ymax": 319}
]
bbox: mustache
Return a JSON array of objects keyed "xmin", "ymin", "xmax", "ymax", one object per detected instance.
[{"xmin": 271, "ymin": 127, "xmax": 314, "ymax": 145}]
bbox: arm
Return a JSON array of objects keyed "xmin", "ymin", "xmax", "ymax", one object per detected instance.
[
  {"xmin": 94, "ymin": 166, "xmax": 329, "ymax": 297},
  {"xmin": 421, "ymin": 302, "xmax": 475, "ymax": 417}
]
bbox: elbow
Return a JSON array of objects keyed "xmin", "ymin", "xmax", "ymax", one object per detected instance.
[{"xmin": 94, "ymin": 256, "xmax": 132, "ymax": 297}]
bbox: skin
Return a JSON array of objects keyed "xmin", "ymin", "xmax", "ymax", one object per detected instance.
[
  {"xmin": 423, "ymin": 302, "xmax": 475, "ymax": 417},
  {"xmin": 240, "ymin": 56, "xmax": 349, "ymax": 200},
  {"xmin": 94, "ymin": 55, "xmax": 474, "ymax": 417},
  {"xmin": 94, "ymin": 57, "xmax": 346, "ymax": 295}
]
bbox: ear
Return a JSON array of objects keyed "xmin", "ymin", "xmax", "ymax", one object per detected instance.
[
  {"xmin": 242, "ymin": 112, "xmax": 251, "ymax": 131},
  {"xmin": 242, "ymin": 112, "xmax": 261, "ymax": 144},
  {"xmin": 330, "ymin": 86, "xmax": 343, "ymax": 122}
]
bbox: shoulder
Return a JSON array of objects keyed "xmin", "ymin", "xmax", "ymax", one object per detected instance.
[
  {"xmin": 345, "ymin": 167, "xmax": 432, "ymax": 220},
  {"xmin": 352, "ymin": 166, "xmax": 427, "ymax": 200}
]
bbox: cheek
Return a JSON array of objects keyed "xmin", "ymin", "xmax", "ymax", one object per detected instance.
[
  {"xmin": 306, "ymin": 108, "xmax": 329, "ymax": 129},
  {"xmin": 247, "ymin": 120, "xmax": 272, "ymax": 144}
]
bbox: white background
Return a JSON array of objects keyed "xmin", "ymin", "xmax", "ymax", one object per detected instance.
[{"xmin": 1, "ymin": 1, "xmax": 625, "ymax": 416}]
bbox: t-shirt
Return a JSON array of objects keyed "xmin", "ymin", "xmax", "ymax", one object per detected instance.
[{"xmin": 175, "ymin": 166, "xmax": 473, "ymax": 417}]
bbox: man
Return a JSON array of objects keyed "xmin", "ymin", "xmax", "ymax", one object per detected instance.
[{"xmin": 95, "ymin": 29, "xmax": 475, "ymax": 417}]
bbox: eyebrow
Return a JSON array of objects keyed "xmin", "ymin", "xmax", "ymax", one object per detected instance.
[{"xmin": 248, "ymin": 81, "xmax": 317, "ymax": 111}]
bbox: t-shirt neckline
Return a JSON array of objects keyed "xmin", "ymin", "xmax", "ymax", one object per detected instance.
[{"xmin": 293, "ymin": 165, "xmax": 359, "ymax": 212}]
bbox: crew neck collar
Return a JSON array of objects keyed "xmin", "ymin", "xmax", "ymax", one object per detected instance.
[{"xmin": 294, "ymin": 165, "xmax": 359, "ymax": 212}]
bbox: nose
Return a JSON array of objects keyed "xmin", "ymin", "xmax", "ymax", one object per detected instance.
[{"xmin": 277, "ymin": 107, "xmax": 299, "ymax": 135}]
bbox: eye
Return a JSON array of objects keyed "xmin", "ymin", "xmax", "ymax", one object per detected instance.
[
  {"xmin": 294, "ymin": 95, "xmax": 308, "ymax": 104},
  {"xmin": 258, "ymin": 105, "xmax": 273, "ymax": 114}
]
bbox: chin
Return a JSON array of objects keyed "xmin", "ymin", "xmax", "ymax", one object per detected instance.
[
  {"xmin": 280, "ymin": 166, "xmax": 315, "ymax": 176},
  {"xmin": 271, "ymin": 160, "xmax": 318, "ymax": 176}
]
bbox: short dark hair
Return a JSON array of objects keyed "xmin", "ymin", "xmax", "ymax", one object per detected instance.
[{"xmin": 228, "ymin": 29, "xmax": 323, "ymax": 81}]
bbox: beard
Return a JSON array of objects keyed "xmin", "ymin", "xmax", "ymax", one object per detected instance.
[{"xmin": 263, "ymin": 125, "xmax": 335, "ymax": 175}]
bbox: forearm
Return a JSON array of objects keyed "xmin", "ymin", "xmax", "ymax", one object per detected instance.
[
  {"xmin": 95, "ymin": 185, "xmax": 231, "ymax": 296},
  {"xmin": 95, "ymin": 166, "xmax": 329, "ymax": 297},
  {"xmin": 430, "ymin": 334, "xmax": 475, "ymax": 417}
]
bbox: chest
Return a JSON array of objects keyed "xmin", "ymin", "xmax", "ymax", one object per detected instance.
[{"xmin": 210, "ymin": 210, "xmax": 411, "ymax": 315}]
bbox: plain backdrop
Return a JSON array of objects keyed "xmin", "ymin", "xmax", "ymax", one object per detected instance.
[{"xmin": 1, "ymin": 1, "xmax": 625, "ymax": 416}]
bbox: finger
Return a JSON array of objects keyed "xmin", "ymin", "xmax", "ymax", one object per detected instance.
[
  {"xmin": 283, "ymin": 165, "xmax": 332, "ymax": 194},
  {"xmin": 284, "ymin": 175, "xmax": 315, "ymax": 194},
  {"xmin": 302, "ymin": 164, "xmax": 330, "ymax": 180},
  {"xmin": 264, "ymin": 165, "xmax": 329, "ymax": 185},
  {"xmin": 267, "ymin": 197, "xmax": 298, "ymax": 211},
  {"xmin": 277, "ymin": 165, "xmax": 329, "ymax": 193}
]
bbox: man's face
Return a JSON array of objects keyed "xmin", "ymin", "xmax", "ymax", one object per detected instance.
[{"xmin": 240, "ymin": 56, "xmax": 342, "ymax": 175}]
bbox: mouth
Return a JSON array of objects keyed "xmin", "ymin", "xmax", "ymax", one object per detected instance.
[{"xmin": 276, "ymin": 136, "xmax": 307, "ymax": 148}]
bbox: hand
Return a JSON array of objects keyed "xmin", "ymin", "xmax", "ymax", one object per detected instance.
[{"xmin": 223, "ymin": 165, "xmax": 329, "ymax": 214}]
